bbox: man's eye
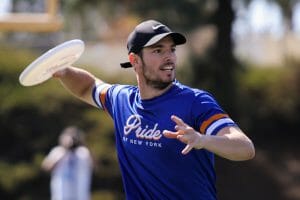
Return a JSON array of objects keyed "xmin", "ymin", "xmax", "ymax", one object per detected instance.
[{"xmin": 153, "ymin": 49, "xmax": 161, "ymax": 53}]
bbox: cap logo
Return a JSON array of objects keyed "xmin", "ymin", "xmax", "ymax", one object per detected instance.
[{"xmin": 152, "ymin": 24, "xmax": 165, "ymax": 30}]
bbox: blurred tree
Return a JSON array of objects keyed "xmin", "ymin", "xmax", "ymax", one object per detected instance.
[
  {"xmin": 211, "ymin": 0, "xmax": 239, "ymax": 114},
  {"xmin": 275, "ymin": 0, "xmax": 293, "ymax": 30},
  {"xmin": 127, "ymin": 0, "xmax": 212, "ymax": 30},
  {"xmin": 200, "ymin": 0, "xmax": 238, "ymax": 114}
]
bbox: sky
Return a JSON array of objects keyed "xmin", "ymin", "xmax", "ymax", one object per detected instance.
[
  {"xmin": 247, "ymin": 0, "xmax": 283, "ymax": 35},
  {"xmin": 0, "ymin": 0, "xmax": 11, "ymax": 16},
  {"xmin": 234, "ymin": 0, "xmax": 300, "ymax": 37}
]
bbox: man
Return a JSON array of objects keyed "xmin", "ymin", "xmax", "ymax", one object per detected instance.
[
  {"xmin": 53, "ymin": 20, "xmax": 255, "ymax": 200},
  {"xmin": 41, "ymin": 126, "xmax": 93, "ymax": 200}
]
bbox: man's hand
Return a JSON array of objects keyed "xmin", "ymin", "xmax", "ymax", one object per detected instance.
[
  {"xmin": 164, "ymin": 115, "xmax": 255, "ymax": 160},
  {"xmin": 163, "ymin": 115, "xmax": 204, "ymax": 155},
  {"xmin": 52, "ymin": 67, "xmax": 68, "ymax": 78}
]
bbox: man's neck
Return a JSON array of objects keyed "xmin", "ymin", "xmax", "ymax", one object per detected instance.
[{"xmin": 138, "ymin": 82, "xmax": 173, "ymax": 100}]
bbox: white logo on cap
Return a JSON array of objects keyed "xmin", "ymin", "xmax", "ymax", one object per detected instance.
[{"xmin": 152, "ymin": 24, "xmax": 165, "ymax": 30}]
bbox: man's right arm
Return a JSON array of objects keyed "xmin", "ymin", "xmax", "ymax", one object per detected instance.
[{"xmin": 53, "ymin": 66, "xmax": 103, "ymax": 107}]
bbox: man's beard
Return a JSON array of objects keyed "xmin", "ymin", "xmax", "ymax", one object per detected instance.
[
  {"xmin": 145, "ymin": 78, "xmax": 172, "ymax": 90},
  {"xmin": 141, "ymin": 62, "xmax": 174, "ymax": 90}
]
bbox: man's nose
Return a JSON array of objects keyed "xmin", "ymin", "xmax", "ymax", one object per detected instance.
[{"xmin": 164, "ymin": 50, "xmax": 175, "ymax": 62}]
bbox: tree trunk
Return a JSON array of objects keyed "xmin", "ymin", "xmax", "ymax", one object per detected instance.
[{"xmin": 211, "ymin": 0, "xmax": 238, "ymax": 114}]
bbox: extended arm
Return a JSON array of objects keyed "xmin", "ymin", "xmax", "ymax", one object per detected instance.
[
  {"xmin": 53, "ymin": 66, "xmax": 103, "ymax": 107},
  {"xmin": 163, "ymin": 115, "xmax": 255, "ymax": 161}
]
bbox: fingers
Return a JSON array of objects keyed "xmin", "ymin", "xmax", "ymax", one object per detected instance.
[
  {"xmin": 163, "ymin": 130, "xmax": 178, "ymax": 139},
  {"xmin": 181, "ymin": 144, "xmax": 193, "ymax": 155},
  {"xmin": 171, "ymin": 115, "xmax": 186, "ymax": 126},
  {"xmin": 163, "ymin": 130, "xmax": 185, "ymax": 139},
  {"xmin": 164, "ymin": 115, "xmax": 202, "ymax": 155},
  {"xmin": 52, "ymin": 66, "xmax": 70, "ymax": 78},
  {"xmin": 52, "ymin": 69, "xmax": 65, "ymax": 78},
  {"xmin": 163, "ymin": 115, "xmax": 188, "ymax": 140},
  {"xmin": 163, "ymin": 131, "xmax": 193, "ymax": 155}
]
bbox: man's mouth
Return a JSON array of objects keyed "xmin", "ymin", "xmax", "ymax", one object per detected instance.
[{"xmin": 160, "ymin": 64, "xmax": 174, "ymax": 71}]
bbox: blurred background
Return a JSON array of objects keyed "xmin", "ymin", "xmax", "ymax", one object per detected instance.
[{"xmin": 0, "ymin": 0, "xmax": 299, "ymax": 199}]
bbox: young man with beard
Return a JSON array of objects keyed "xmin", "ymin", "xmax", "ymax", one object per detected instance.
[{"xmin": 53, "ymin": 20, "xmax": 255, "ymax": 200}]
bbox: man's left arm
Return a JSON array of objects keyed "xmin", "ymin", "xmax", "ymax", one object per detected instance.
[
  {"xmin": 202, "ymin": 126, "xmax": 255, "ymax": 161},
  {"xmin": 163, "ymin": 115, "xmax": 255, "ymax": 161}
]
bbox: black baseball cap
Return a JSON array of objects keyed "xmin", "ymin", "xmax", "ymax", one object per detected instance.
[{"xmin": 120, "ymin": 20, "xmax": 186, "ymax": 68}]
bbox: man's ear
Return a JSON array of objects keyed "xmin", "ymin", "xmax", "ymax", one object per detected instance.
[{"xmin": 129, "ymin": 53, "xmax": 138, "ymax": 66}]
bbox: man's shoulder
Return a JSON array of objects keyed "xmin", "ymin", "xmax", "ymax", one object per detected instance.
[
  {"xmin": 108, "ymin": 84, "xmax": 139, "ymax": 100},
  {"xmin": 111, "ymin": 84, "xmax": 138, "ymax": 93},
  {"xmin": 174, "ymin": 81, "xmax": 210, "ymax": 96}
]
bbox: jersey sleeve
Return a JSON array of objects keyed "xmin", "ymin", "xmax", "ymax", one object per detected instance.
[
  {"xmin": 192, "ymin": 91, "xmax": 237, "ymax": 136},
  {"xmin": 92, "ymin": 83, "xmax": 129, "ymax": 117},
  {"xmin": 92, "ymin": 83, "xmax": 112, "ymax": 110}
]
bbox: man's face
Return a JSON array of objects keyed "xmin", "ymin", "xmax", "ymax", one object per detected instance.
[{"xmin": 137, "ymin": 36, "xmax": 177, "ymax": 90}]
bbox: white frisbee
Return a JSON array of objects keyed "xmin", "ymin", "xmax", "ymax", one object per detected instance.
[{"xmin": 19, "ymin": 39, "xmax": 85, "ymax": 86}]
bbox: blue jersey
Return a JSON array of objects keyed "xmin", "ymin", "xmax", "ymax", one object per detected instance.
[{"xmin": 93, "ymin": 81, "xmax": 236, "ymax": 200}]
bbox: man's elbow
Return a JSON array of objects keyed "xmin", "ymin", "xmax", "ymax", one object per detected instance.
[
  {"xmin": 238, "ymin": 141, "xmax": 255, "ymax": 161},
  {"xmin": 227, "ymin": 140, "xmax": 255, "ymax": 161},
  {"xmin": 245, "ymin": 145, "xmax": 255, "ymax": 160}
]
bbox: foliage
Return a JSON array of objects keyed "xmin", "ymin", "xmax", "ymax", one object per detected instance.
[
  {"xmin": 128, "ymin": 0, "xmax": 216, "ymax": 30},
  {"xmin": 236, "ymin": 63, "xmax": 300, "ymax": 146},
  {"xmin": 0, "ymin": 46, "xmax": 123, "ymax": 199}
]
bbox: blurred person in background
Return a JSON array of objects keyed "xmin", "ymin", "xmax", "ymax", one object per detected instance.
[{"xmin": 42, "ymin": 126, "xmax": 93, "ymax": 200}]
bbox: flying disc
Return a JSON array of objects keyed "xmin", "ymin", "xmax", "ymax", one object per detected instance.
[{"xmin": 19, "ymin": 39, "xmax": 85, "ymax": 86}]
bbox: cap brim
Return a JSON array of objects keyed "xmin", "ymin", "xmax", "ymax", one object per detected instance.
[
  {"xmin": 144, "ymin": 32, "xmax": 186, "ymax": 47},
  {"xmin": 120, "ymin": 62, "xmax": 132, "ymax": 68}
]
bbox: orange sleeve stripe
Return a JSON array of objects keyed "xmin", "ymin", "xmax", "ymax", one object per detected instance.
[
  {"xmin": 200, "ymin": 113, "xmax": 229, "ymax": 133},
  {"xmin": 100, "ymin": 86, "xmax": 110, "ymax": 110}
]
